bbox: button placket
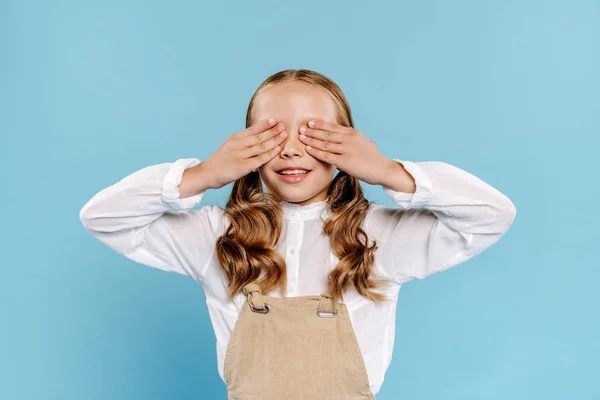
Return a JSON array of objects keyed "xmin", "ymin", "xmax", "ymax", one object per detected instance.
[{"xmin": 286, "ymin": 220, "xmax": 303, "ymax": 297}]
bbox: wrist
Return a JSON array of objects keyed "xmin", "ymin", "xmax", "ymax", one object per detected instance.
[
  {"xmin": 181, "ymin": 162, "xmax": 215, "ymax": 197},
  {"xmin": 379, "ymin": 159, "xmax": 416, "ymax": 194}
]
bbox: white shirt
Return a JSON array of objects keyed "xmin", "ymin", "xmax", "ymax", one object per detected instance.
[{"xmin": 79, "ymin": 157, "xmax": 516, "ymax": 395}]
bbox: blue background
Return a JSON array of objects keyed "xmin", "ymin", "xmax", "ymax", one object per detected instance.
[{"xmin": 1, "ymin": 0, "xmax": 598, "ymax": 399}]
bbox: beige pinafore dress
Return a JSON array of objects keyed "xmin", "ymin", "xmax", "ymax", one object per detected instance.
[{"xmin": 223, "ymin": 281, "xmax": 376, "ymax": 400}]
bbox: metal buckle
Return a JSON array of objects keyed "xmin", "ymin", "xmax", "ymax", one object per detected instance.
[
  {"xmin": 316, "ymin": 310, "xmax": 337, "ymax": 318},
  {"xmin": 250, "ymin": 303, "xmax": 270, "ymax": 314}
]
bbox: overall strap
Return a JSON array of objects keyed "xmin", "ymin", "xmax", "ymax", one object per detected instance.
[
  {"xmin": 241, "ymin": 282, "xmax": 337, "ymax": 317},
  {"xmin": 317, "ymin": 289, "xmax": 336, "ymax": 316},
  {"xmin": 242, "ymin": 282, "xmax": 266, "ymax": 311}
]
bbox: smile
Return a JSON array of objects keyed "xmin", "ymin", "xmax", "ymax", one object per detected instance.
[{"xmin": 277, "ymin": 170, "xmax": 311, "ymax": 183}]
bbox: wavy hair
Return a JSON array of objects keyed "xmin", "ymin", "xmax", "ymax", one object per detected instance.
[{"xmin": 215, "ymin": 69, "xmax": 392, "ymax": 305}]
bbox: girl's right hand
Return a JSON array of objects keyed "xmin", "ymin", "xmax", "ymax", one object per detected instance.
[{"xmin": 201, "ymin": 118, "xmax": 288, "ymax": 190}]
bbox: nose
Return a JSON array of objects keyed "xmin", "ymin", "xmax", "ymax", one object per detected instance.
[{"xmin": 279, "ymin": 126, "xmax": 304, "ymax": 158}]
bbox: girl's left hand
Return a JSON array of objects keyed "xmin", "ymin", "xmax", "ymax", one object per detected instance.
[{"xmin": 299, "ymin": 119, "xmax": 393, "ymax": 185}]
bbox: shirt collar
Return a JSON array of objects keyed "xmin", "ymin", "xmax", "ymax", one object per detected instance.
[{"xmin": 279, "ymin": 198, "xmax": 330, "ymax": 221}]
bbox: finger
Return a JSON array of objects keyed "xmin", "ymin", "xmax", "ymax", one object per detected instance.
[
  {"xmin": 307, "ymin": 119, "xmax": 354, "ymax": 135},
  {"xmin": 300, "ymin": 126, "xmax": 344, "ymax": 144},
  {"xmin": 232, "ymin": 118, "xmax": 279, "ymax": 143},
  {"xmin": 241, "ymin": 121, "xmax": 286, "ymax": 148},
  {"xmin": 249, "ymin": 144, "xmax": 282, "ymax": 170},
  {"xmin": 243, "ymin": 128, "xmax": 288, "ymax": 158},
  {"xmin": 299, "ymin": 134, "xmax": 344, "ymax": 154},
  {"xmin": 305, "ymin": 145, "xmax": 340, "ymax": 165},
  {"xmin": 247, "ymin": 118, "xmax": 279, "ymax": 136}
]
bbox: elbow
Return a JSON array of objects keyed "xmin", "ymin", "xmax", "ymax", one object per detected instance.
[
  {"xmin": 79, "ymin": 199, "xmax": 88, "ymax": 222},
  {"xmin": 497, "ymin": 195, "xmax": 517, "ymax": 234},
  {"xmin": 79, "ymin": 200, "xmax": 98, "ymax": 232},
  {"xmin": 475, "ymin": 193, "xmax": 517, "ymax": 236},
  {"xmin": 79, "ymin": 190, "xmax": 112, "ymax": 233},
  {"xmin": 79, "ymin": 204, "xmax": 92, "ymax": 231}
]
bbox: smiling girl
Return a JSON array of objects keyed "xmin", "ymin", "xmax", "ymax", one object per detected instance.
[{"xmin": 79, "ymin": 69, "xmax": 516, "ymax": 399}]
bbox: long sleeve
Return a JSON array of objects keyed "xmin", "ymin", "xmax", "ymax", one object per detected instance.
[
  {"xmin": 366, "ymin": 159, "xmax": 517, "ymax": 285},
  {"xmin": 79, "ymin": 157, "xmax": 224, "ymax": 283}
]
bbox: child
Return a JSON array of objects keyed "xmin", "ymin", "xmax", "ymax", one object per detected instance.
[{"xmin": 79, "ymin": 69, "xmax": 516, "ymax": 399}]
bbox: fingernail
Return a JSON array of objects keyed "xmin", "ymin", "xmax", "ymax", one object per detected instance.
[
  {"xmin": 268, "ymin": 118, "xmax": 276, "ymax": 125},
  {"xmin": 308, "ymin": 120, "xmax": 315, "ymax": 127}
]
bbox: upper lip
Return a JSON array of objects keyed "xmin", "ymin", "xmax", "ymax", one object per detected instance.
[{"xmin": 275, "ymin": 166, "xmax": 312, "ymax": 173}]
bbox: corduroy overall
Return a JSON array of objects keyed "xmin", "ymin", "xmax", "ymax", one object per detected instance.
[{"xmin": 223, "ymin": 281, "xmax": 376, "ymax": 400}]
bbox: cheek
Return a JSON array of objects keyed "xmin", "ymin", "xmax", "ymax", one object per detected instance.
[
  {"xmin": 257, "ymin": 162, "xmax": 272, "ymax": 174},
  {"xmin": 317, "ymin": 160, "xmax": 337, "ymax": 173},
  {"xmin": 314, "ymin": 164, "xmax": 337, "ymax": 179},
  {"xmin": 257, "ymin": 164, "xmax": 276, "ymax": 181}
]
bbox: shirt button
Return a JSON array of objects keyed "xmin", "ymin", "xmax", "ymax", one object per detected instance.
[{"xmin": 290, "ymin": 248, "xmax": 296, "ymax": 255}]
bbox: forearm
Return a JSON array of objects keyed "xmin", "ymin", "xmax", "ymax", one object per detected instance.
[
  {"xmin": 378, "ymin": 158, "xmax": 417, "ymax": 194},
  {"xmin": 180, "ymin": 162, "xmax": 214, "ymax": 198},
  {"xmin": 80, "ymin": 158, "xmax": 205, "ymax": 235},
  {"xmin": 382, "ymin": 159, "xmax": 516, "ymax": 234}
]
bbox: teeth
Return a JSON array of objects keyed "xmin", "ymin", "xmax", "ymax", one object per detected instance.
[{"xmin": 280, "ymin": 170, "xmax": 309, "ymax": 175}]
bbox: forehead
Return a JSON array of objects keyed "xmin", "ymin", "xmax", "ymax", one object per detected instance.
[{"xmin": 252, "ymin": 80, "xmax": 337, "ymax": 124}]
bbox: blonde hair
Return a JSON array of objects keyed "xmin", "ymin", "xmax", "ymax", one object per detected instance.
[{"xmin": 215, "ymin": 69, "xmax": 391, "ymax": 305}]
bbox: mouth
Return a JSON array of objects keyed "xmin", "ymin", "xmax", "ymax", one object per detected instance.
[
  {"xmin": 275, "ymin": 168, "xmax": 312, "ymax": 175},
  {"xmin": 275, "ymin": 168, "xmax": 312, "ymax": 183}
]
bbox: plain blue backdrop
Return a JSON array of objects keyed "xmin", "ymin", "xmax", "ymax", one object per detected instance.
[{"xmin": 1, "ymin": 0, "xmax": 598, "ymax": 399}]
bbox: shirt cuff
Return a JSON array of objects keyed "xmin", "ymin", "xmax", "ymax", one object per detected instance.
[
  {"xmin": 382, "ymin": 159, "xmax": 433, "ymax": 209},
  {"xmin": 161, "ymin": 158, "xmax": 205, "ymax": 210}
]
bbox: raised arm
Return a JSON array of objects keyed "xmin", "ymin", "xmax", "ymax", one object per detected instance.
[
  {"xmin": 79, "ymin": 158, "xmax": 224, "ymax": 283},
  {"xmin": 366, "ymin": 159, "xmax": 517, "ymax": 285}
]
